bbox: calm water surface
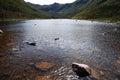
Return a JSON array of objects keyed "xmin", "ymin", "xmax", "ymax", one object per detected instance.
[{"xmin": 0, "ymin": 19, "xmax": 120, "ymax": 80}]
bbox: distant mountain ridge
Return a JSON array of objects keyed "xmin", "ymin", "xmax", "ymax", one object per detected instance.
[
  {"xmin": 27, "ymin": 0, "xmax": 91, "ymax": 18},
  {"xmin": 0, "ymin": 0, "xmax": 50, "ymax": 20}
]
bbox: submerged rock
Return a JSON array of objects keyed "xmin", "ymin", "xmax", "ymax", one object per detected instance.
[
  {"xmin": 72, "ymin": 62, "xmax": 92, "ymax": 77},
  {"xmin": 35, "ymin": 62, "xmax": 55, "ymax": 71}
]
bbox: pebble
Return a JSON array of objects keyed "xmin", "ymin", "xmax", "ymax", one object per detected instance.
[
  {"xmin": 24, "ymin": 41, "xmax": 36, "ymax": 46},
  {"xmin": 55, "ymin": 38, "xmax": 59, "ymax": 40}
]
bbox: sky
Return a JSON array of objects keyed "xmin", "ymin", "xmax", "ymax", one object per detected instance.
[{"xmin": 24, "ymin": 0, "xmax": 76, "ymax": 5}]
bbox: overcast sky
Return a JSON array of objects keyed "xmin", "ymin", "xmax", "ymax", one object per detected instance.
[{"xmin": 24, "ymin": 0, "xmax": 76, "ymax": 5}]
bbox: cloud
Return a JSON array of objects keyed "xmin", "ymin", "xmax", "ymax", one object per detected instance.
[{"xmin": 24, "ymin": 0, "xmax": 75, "ymax": 5}]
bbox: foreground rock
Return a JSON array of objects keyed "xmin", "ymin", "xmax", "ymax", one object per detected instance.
[
  {"xmin": 35, "ymin": 62, "xmax": 55, "ymax": 71},
  {"xmin": 72, "ymin": 62, "xmax": 92, "ymax": 77}
]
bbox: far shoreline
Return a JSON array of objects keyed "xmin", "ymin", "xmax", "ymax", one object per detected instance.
[{"xmin": 0, "ymin": 18, "xmax": 120, "ymax": 24}]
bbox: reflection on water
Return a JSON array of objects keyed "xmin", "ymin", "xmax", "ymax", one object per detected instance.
[{"xmin": 0, "ymin": 19, "xmax": 120, "ymax": 80}]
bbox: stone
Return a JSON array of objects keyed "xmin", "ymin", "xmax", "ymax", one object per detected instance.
[
  {"xmin": 35, "ymin": 62, "xmax": 55, "ymax": 71},
  {"xmin": 28, "ymin": 42, "xmax": 36, "ymax": 46},
  {"xmin": 72, "ymin": 62, "xmax": 92, "ymax": 77},
  {"xmin": 24, "ymin": 41, "xmax": 36, "ymax": 46},
  {"xmin": 0, "ymin": 29, "xmax": 3, "ymax": 34},
  {"xmin": 54, "ymin": 38, "xmax": 59, "ymax": 40}
]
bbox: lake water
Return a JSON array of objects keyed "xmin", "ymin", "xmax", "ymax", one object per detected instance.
[{"xmin": 0, "ymin": 19, "xmax": 120, "ymax": 80}]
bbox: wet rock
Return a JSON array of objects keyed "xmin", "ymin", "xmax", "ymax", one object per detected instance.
[
  {"xmin": 35, "ymin": 62, "xmax": 55, "ymax": 71},
  {"xmin": 0, "ymin": 29, "xmax": 3, "ymax": 34},
  {"xmin": 72, "ymin": 62, "xmax": 92, "ymax": 77},
  {"xmin": 54, "ymin": 38, "xmax": 59, "ymax": 41}
]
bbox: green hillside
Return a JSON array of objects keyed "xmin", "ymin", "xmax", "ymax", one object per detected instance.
[
  {"xmin": 0, "ymin": 0, "xmax": 50, "ymax": 20},
  {"xmin": 73, "ymin": 0, "xmax": 120, "ymax": 22},
  {"xmin": 3, "ymin": 0, "xmax": 119, "ymax": 22}
]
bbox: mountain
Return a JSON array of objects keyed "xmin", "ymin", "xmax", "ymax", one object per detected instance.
[
  {"xmin": 27, "ymin": 0, "xmax": 120, "ymax": 22},
  {"xmin": 27, "ymin": 0, "xmax": 91, "ymax": 18},
  {"xmin": 73, "ymin": 0, "xmax": 120, "ymax": 22},
  {"xmin": 0, "ymin": 0, "xmax": 50, "ymax": 20}
]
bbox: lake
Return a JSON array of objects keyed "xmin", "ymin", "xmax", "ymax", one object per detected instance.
[{"xmin": 0, "ymin": 19, "xmax": 120, "ymax": 80}]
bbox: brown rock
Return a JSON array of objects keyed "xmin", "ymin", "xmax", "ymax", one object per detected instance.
[
  {"xmin": 35, "ymin": 62, "xmax": 55, "ymax": 71},
  {"xmin": 72, "ymin": 63, "xmax": 92, "ymax": 77},
  {"xmin": 72, "ymin": 63, "xmax": 99, "ymax": 79}
]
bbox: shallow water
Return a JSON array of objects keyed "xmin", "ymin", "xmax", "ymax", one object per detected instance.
[{"xmin": 0, "ymin": 19, "xmax": 120, "ymax": 80}]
